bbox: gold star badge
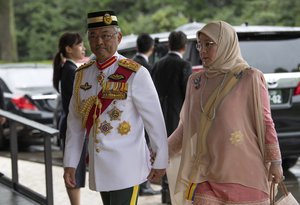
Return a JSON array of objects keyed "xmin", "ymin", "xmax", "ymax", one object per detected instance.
[
  {"xmin": 230, "ymin": 130, "xmax": 243, "ymax": 146},
  {"xmin": 108, "ymin": 106, "xmax": 123, "ymax": 121},
  {"xmin": 99, "ymin": 120, "xmax": 113, "ymax": 135},
  {"xmin": 117, "ymin": 121, "xmax": 131, "ymax": 135}
]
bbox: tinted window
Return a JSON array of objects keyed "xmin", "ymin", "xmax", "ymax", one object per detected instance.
[{"xmin": 240, "ymin": 38, "xmax": 300, "ymax": 73}]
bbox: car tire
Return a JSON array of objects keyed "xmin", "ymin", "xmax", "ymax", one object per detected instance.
[{"xmin": 282, "ymin": 157, "xmax": 299, "ymax": 170}]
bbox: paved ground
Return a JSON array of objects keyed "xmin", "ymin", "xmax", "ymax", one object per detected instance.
[{"xmin": 0, "ymin": 156, "xmax": 163, "ymax": 205}]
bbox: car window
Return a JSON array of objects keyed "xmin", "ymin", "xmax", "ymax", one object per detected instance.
[
  {"xmin": 0, "ymin": 67, "xmax": 53, "ymax": 93},
  {"xmin": 240, "ymin": 38, "xmax": 300, "ymax": 73}
]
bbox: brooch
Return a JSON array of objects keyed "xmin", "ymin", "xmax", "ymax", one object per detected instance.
[
  {"xmin": 194, "ymin": 76, "xmax": 201, "ymax": 89},
  {"xmin": 234, "ymin": 71, "xmax": 244, "ymax": 79}
]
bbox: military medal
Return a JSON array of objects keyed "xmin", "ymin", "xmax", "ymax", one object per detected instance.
[
  {"xmin": 108, "ymin": 73, "xmax": 125, "ymax": 81},
  {"xmin": 117, "ymin": 121, "xmax": 131, "ymax": 135},
  {"xmin": 97, "ymin": 72, "xmax": 105, "ymax": 85},
  {"xmin": 99, "ymin": 120, "xmax": 113, "ymax": 135},
  {"xmin": 108, "ymin": 106, "xmax": 123, "ymax": 121},
  {"xmin": 102, "ymin": 82, "xmax": 128, "ymax": 99},
  {"xmin": 80, "ymin": 82, "xmax": 92, "ymax": 90}
]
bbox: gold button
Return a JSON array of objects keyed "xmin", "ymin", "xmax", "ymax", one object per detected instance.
[
  {"xmin": 96, "ymin": 148, "xmax": 101, "ymax": 153},
  {"xmin": 94, "ymin": 139, "xmax": 99, "ymax": 144}
]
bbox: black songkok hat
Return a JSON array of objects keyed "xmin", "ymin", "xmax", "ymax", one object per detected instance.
[{"xmin": 87, "ymin": 10, "xmax": 118, "ymax": 29}]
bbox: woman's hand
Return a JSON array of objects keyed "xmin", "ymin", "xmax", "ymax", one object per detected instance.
[{"xmin": 268, "ymin": 162, "xmax": 284, "ymax": 183}]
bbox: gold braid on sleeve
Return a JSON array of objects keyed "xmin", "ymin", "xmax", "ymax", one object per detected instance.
[
  {"xmin": 79, "ymin": 96, "xmax": 97, "ymax": 128},
  {"xmin": 74, "ymin": 70, "xmax": 83, "ymax": 113}
]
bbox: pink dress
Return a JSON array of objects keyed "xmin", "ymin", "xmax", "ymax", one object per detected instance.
[{"xmin": 168, "ymin": 68, "xmax": 281, "ymax": 205}]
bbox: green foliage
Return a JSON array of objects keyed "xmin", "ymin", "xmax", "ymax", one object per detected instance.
[{"xmin": 8, "ymin": 0, "xmax": 300, "ymax": 61}]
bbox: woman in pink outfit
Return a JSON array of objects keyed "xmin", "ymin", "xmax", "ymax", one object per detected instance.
[{"xmin": 168, "ymin": 21, "xmax": 283, "ymax": 204}]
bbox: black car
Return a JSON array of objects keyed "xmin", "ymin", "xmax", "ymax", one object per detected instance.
[
  {"xmin": 0, "ymin": 63, "xmax": 58, "ymax": 148},
  {"xmin": 118, "ymin": 22, "xmax": 300, "ymax": 170}
]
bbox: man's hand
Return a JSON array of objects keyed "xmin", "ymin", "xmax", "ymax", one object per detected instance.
[
  {"xmin": 63, "ymin": 167, "xmax": 76, "ymax": 188},
  {"xmin": 147, "ymin": 168, "xmax": 166, "ymax": 184}
]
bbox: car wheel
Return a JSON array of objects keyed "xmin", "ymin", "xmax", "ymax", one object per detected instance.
[{"xmin": 282, "ymin": 157, "xmax": 299, "ymax": 170}]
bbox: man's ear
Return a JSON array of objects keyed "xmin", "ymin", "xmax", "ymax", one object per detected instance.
[{"xmin": 117, "ymin": 32, "xmax": 123, "ymax": 44}]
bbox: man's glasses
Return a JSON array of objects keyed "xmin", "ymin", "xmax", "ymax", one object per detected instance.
[
  {"xmin": 196, "ymin": 41, "xmax": 216, "ymax": 51},
  {"xmin": 89, "ymin": 32, "xmax": 118, "ymax": 41}
]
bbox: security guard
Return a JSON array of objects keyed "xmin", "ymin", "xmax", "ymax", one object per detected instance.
[{"xmin": 63, "ymin": 10, "xmax": 168, "ymax": 205}]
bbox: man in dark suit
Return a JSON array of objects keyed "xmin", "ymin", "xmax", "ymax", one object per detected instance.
[
  {"xmin": 132, "ymin": 33, "xmax": 154, "ymax": 72},
  {"xmin": 132, "ymin": 33, "xmax": 160, "ymax": 196},
  {"xmin": 151, "ymin": 31, "xmax": 192, "ymax": 204}
]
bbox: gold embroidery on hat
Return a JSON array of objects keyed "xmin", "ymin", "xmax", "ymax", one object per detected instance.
[
  {"xmin": 87, "ymin": 16, "xmax": 117, "ymax": 24},
  {"xmin": 99, "ymin": 120, "xmax": 113, "ymax": 135},
  {"xmin": 103, "ymin": 13, "xmax": 112, "ymax": 25},
  {"xmin": 108, "ymin": 106, "xmax": 123, "ymax": 121},
  {"xmin": 230, "ymin": 130, "xmax": 243, "ymax": 146},
  {"xmin": 117, "ymin": 121, "xmax": 131, "ymax": 135}
]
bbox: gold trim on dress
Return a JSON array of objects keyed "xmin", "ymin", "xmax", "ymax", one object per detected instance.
[{"xmin": 230, "ymin": 130, "xmax": 243, "ymax": 146}]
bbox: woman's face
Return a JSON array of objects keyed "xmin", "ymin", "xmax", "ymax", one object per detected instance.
[
  {"xmin": 197, "ymin": 33, "xmax": 217, "ymax": 67},
  {"xmin": 67, "ymin": 42, "xmax": 86, "ymax": 62},
  {"xmin": 88, "ymin": 26, "xmax": 122, "ymax": 63}
]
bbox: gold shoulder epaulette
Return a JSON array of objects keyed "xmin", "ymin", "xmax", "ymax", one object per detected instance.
[
  {"xmin": 118, "ymin": 59, "xmax": 141, "ymax": 72},
  {"xmin": 76, "ymin": 60, "xmax": 95, "ymax": 72}
]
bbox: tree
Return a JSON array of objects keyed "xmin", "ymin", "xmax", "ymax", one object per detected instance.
[
  {"xmin": 7, "ymin": 0, "xmax": 300, "ymax": 61},
  {"xmin": 0, "ymin": 0, "xmax": 18, "ymax": 62}
]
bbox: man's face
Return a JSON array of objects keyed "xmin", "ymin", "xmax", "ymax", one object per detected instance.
[{"xmin": 88, "ymin": 26, "xmax": 122, "ymax": 62}]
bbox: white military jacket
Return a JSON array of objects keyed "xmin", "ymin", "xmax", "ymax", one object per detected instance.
[{"xmin": 63, "ymin": 52, "xmax": 168, "ymax": 191}]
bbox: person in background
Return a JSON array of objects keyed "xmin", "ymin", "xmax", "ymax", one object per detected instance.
[
  {"xmin": 63, "ymin": 10, "xmax": 168, "ymax": 205},
  {"xmin": 168, "ymin": 21, "xmax": 283, "ymax": 204},
  {"xmin": 52, "ymin": 32, "xmax": 86, "ymax": 205},
  {"xmin": 132, "ymin": 33, "xmax": 159, "ymax": 196},
  {"xmin": 132, "ymin": 33, "xmax": 154, "ymax": 73},
  {"xmin": 0, "ymin": 86, "xmax": 6, "ymax": 125},
  {"xmin": 151, "ymin": 30, "xmax": 192, "ymax": 204}
]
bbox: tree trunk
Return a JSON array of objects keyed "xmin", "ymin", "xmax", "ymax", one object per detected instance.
[{"xmin": 0, "ymin": 0, "xmax": 18, "ymax": 62}]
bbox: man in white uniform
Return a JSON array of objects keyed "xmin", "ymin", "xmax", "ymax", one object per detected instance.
[{"xmin": 63, "ymin": 10, "xmax": 168, "ymax": 205}]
